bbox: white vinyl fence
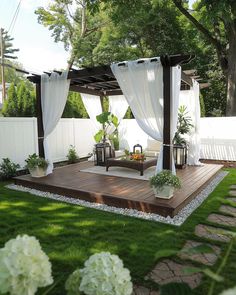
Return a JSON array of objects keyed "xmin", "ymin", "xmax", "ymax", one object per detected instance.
[
  {"xmin": 1, "ymin": 117, "xmax": 236, "ymax": 168},
  {"xmin": 0, "ymin": 118, "xmax": 96, "ymax": 168}
]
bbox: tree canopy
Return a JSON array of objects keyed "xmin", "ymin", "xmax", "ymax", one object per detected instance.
[{"xmin": 34, "ymin": 0, "xmax": 236, "ymax": 117}]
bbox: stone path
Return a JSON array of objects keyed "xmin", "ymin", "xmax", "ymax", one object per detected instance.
[
  {"xmin": 132, "ymin": 286, "xmax": 159, "ymax": 295},
  {"xmin": 195, "ymin": 224, "xmax": 231, "ymax": 242},
  {"xmin": 147, "ymin": 259, "xmax": 202, "ymax": 289},
  {"xmin": 145, "ymin": 182, "xmax": 236, "ymax": 293},
  {"xmin": 178, "ymin": 240, "xmax": 221, "ymax": 266},
  {"xmin": 229, "ymin": 190, "xmax": 236, "ymax": 197},
  {"xmin": 220, "ymin": 205, "xmax": 236, "ymax": 216},
  {"xmin": 207, "ymin": 213, "xmax": 236, "ymax": 227}
]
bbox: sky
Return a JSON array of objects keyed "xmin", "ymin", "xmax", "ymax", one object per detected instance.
[
  {"xmin": 0, "ymin": 0, "xmax": 69, "ymax": 73},
  {"xmin": 0, "ymin": 0, "xmax": 196, "ymax": 74}
]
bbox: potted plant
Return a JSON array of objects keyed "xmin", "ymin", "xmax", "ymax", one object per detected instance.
[
  {"xmin": 94, "ymin": 111, "xmax": 119, "ymax": 145},
  {"xmin": 149, "ymin": 170, "xmax": 181, "ymax": 199},
  {"xmin": 173, "ymin": 105, "xmax": 194, "ymax": 146},
  {"xmin": 25, "ymin": 154, "xmax": 49, "ymax": 178}
]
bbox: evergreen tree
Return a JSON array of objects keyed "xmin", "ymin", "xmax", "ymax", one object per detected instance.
[
  {"xmin": 16, "ymin": 82, "xmax": 25, "ymax": 116},
  {"xmin": 2, "ymin": 81, "xmax": 36, "ymax": 117},
  {"xmin": 62, "ymin": 92, "xmax": 89, "ymax": 118},
  {"xmin": 2, "ymin": 83, "xmax": 18, "ymax": 116}
]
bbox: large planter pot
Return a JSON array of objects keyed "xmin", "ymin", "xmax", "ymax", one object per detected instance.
[
  {"xmin": 29, "ymin": 167, "xmax": 47, "ymax": 178},
  {"xmin": 152, "ymin": 185, "xmax": 174, "ymax": 199}
]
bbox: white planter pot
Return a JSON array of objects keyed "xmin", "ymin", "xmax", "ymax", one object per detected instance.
[
  {"xmin": 29, "ymin": 167, "xmax": 47, "ymax": 178},
  {"xmin": 152, "ymin": 185, "xmax": 174, "ymax": 199}
]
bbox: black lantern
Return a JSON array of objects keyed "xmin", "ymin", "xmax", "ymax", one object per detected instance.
[
  {"xmin": 95, "ymin": 143, "xmax": 112, "ymax": 166},
  {"xmin": 173, "ymin": 145, "xmax": 187, "ymax": 169},
  {"xmin": 133, "ymin": 144, "xmax": 142, "ymax": 154}
]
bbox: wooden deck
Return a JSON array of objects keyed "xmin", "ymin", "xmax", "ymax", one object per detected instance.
[{"xmin": 14, "ymin": 162, "xmax": 223, "ymax": 217}]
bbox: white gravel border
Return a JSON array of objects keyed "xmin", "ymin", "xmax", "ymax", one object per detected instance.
[{"xmin": 6, "ymin": 171, "xmax": 228, "ymax": 226}]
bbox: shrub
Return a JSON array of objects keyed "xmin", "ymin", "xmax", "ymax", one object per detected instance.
[
  {"xmin": 0, "ymin": 235, "xmax": 53, "ymax": 295},
  {"xmin": 25, "ymin": 154, "xmax": 49, "ymax": 170},
  {"xmin": 0, "ymin": 158, "xmax": 20, "ymax": 180},
  {"xmin": 67, "ymin": 145, "xmax": 79, "ymax": 164},
  {"xmin": 65, "ymin": 252, "xmax": 133, "ymax": 295},
  {"xmin": 149, "ymin": 170, "xmax": 181, "ymax": 189}
]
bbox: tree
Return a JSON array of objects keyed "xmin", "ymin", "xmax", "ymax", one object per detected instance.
[
  {"xmin": 16, "ymin": 81, "xmax": 36, "ymax": 117},
  {"xmin": 35, "ymin": 0, "xmax": 106, "ymax": 68},
  {"xmin": 62, "ymin": 91, "xmax": 88, "ymax": 118},
  {"xmin": 2, "ymin": 81, "xmax": 36, "ymax": 117},
  {"xmin": 0, "ymin": 28, "xmax": 19, "ymax": 101},
  {"xmin": 172, "ymin": 0, "xmax": 236, "ymax": 116},
  {"xmin": 2, "ymin": 83, "xmax": 18, "ymax": 116}
]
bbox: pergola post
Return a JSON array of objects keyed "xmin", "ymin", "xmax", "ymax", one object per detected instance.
[
  {"xmin": 162, "ymin": 61, "xmax": 172, "ymax": 170},
  {"xmin": 35, "ymin": 81, "xmax": 45, "ymax": 157},
  {"xmin": 161, "ymin": 54, "xmax": 195, "ymax": 171}
]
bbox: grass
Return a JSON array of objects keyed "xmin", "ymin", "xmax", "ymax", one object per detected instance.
[{"xmin": 0, "ymin": 169, "xmax": 236, "ymax": 294}]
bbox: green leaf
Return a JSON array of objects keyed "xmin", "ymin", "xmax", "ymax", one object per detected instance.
[
  {"xmin": 111, "ymin": 114, "xmax": 119, "ymax": 127},
  {"xmin": 202, "ymin": 268, "xmax": 224, "ymax": 282},
  {"xmin": 94, "ymin": 130, "xmax": 105, "ymax": 143},
  {"xmin": 96, "ymin": 112, "xmax": 111, "ymax": 124},
  {"xmin": 160, "ymin": 282, "xmax": 193, "ymax": 295}
]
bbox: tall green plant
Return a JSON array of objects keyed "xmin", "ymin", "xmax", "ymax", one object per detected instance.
[
  {"xmin": 2, "ymin": 83, "xmax": 18, "ymax": 117},
  {"xmin": 173, "ymin": 105, "xmax": 193, "ymax": 146},
  {"xmin": 2, "ymin": 81, "xmax": 35, "ymax": 117},
  {"xmin": 94, "ymin": 112, "xmax": 119, "ymax": 143}
]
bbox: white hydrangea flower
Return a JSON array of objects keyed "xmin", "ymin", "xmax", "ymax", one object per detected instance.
[
  {"xmin": 79, "ymin": 252, "xmax": 133, "ymax": 295},
  {"xmin": 0, "ymin": 235, "xmax": 53, "ymax": 295},
  {"xmin": 220, "ymin": 287, "xmax": 236, "ymax": 295}
]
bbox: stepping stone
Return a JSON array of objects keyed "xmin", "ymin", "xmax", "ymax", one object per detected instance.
[
  {"xmin": 195, "ymin": 224, "xmax": 231, "ymax": 243},
  {"xmin": 132, "ymin": 285, "xmax": 159, "ymax": 295},
  {"xmin": 147, "ymin": 259, "xmax": 202, "ymax": 289},
  {"xmin": 178, "ymin": 240, "xmax": 221, "ymax": 266},
  {"xmin": 227, "ymin": 198, "xmax": 236, "ymax": 204},
  {"xmin": 230, "ymin": 185, "xmax": 236, "ymax": 190},
  {"xmin": 229, "ymin": 191, "xmax": 236, "ymax": 197},
  {"xmin": 207, "ymin": 213, "xmax": 236, "ymax": 227},
  {"xmin": 220, "ymin": 205, "xmax": 236, "ymax": 216}
]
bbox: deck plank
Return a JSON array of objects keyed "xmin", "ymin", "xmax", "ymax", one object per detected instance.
[{"xmin": 14, "ymin": 162, "xmax": 223, "ymax": 217}]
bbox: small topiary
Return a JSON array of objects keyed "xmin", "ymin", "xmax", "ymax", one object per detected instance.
[
  {"xmin": 67, "ymin": 145, "xmax": 79, "ymax": 164},
  {"xmin": 0, "ymin": 158, "xmax": 20, "ymax": 180}
]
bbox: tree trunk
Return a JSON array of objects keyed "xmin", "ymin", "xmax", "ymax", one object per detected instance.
[{"xmin": 226, "ymin": 26, "xmax": 236, "ymax": 116}]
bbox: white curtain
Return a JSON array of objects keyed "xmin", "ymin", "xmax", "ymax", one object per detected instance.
[
  {"xmin": 107, "ymin": 95, "xmax": 129, "ymax": 134},
  {"xmin": 81, "ymin": 93, "xmax": 102, "ymax": 131},
  {"xmin": 41, "ymin": 71, "xmax": 70, "ymax": 174},
  {"xmin": 111, "ymin": 58, "xmax": 181, "ymax": 173},
  {"xmin": 179, "ymin": 79, "xmax": 201, "ymax": 165}
]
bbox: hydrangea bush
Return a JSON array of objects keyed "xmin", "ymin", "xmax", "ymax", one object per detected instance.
[
  {"xmin": 0, "ymin": 235, "xmax": 53, "ymax": 295},
  {"xmin": 219, "ymin": 287, "xmax": 236, "ymax": 295},
  {"xmin": 66, "ymin": 252, "xmax": 133, "ymax": 295}
]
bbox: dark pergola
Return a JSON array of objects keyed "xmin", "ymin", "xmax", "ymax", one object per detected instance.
[{"xmin": 27, "ymin": 54, "xmax": 204, "ymax": 171}]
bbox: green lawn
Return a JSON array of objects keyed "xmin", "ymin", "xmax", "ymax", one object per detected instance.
[{"xmin": 0, "ymin": 169, "xmax": 236, "ymax": 294}]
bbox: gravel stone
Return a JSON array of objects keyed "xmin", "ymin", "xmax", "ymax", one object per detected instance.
[{"xmin": 6, "ymin": 171, "xmax": 227, "ymax": 226}]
